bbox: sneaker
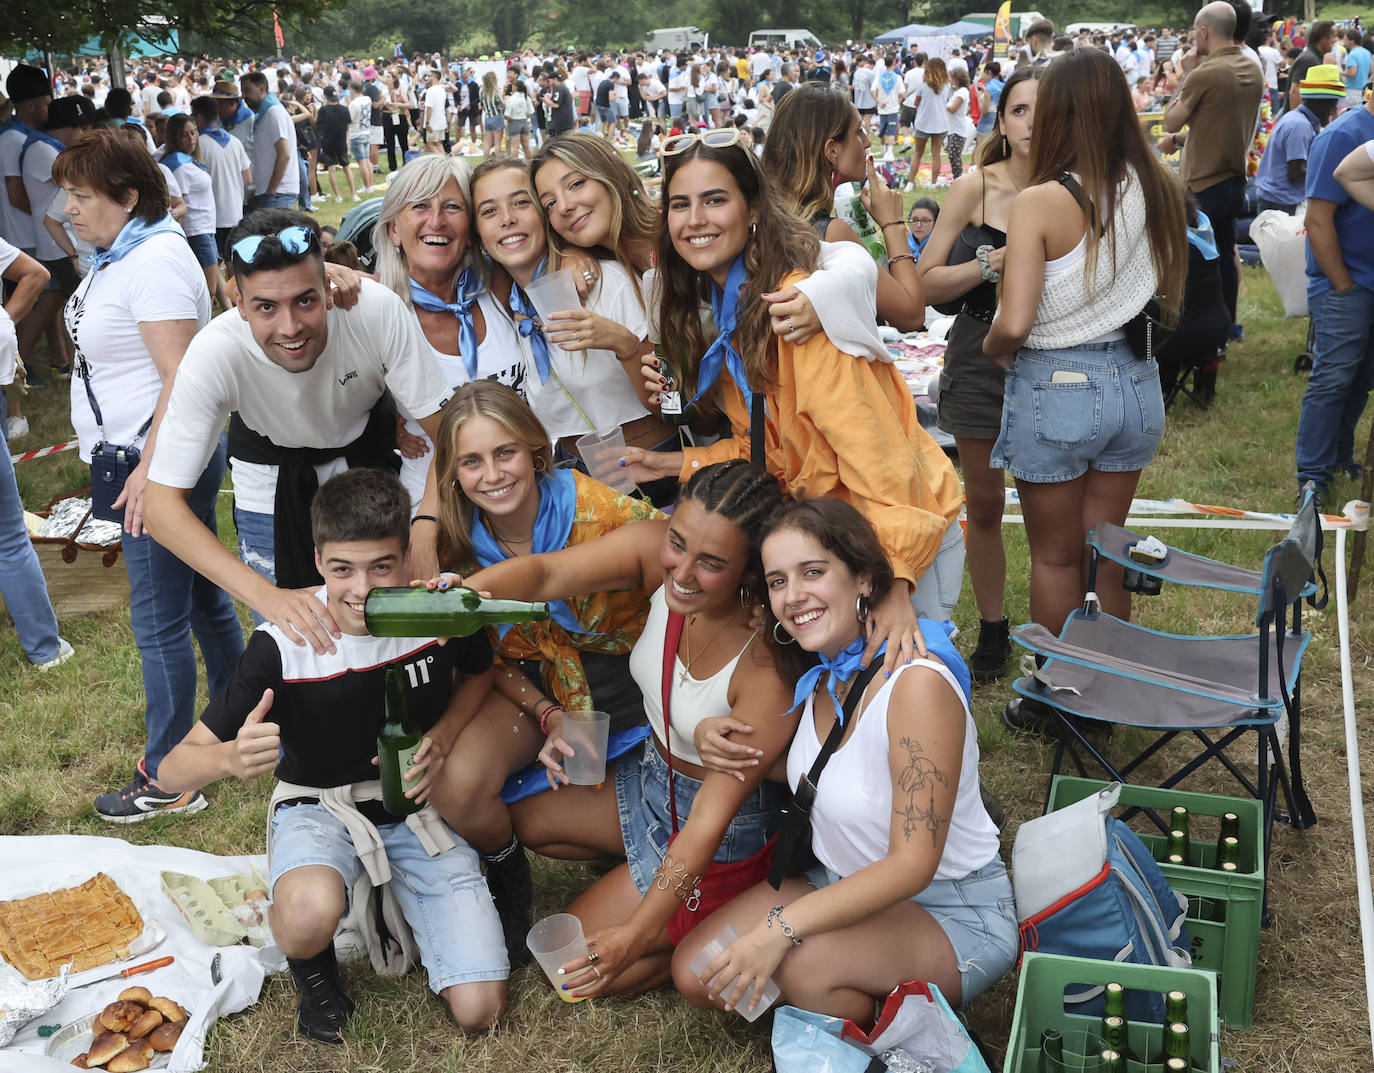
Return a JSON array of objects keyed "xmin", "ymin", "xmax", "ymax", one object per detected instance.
[
  {"xmin": 483, "ymin": 839, "xmax": 533, "ymax": 969},
  {"xmin": 94, "ymin": 759, "xmax": 209, "ymax": 823},
  {"xmin": 1339, "ymin": 461, "xmax": 1365, "ymax": 482},
  {"xmin": 34, "ymin": 637, "xmax": 73, "ymax": 671},
  {"xmin": 968, "ymin": 618, "xmax": 1011, "ymax": 683},
  {"xmin": 1228, "ymin": 322, "xmax": 1245, "ymax": 342},
  {"xmin": 352, "ymin": 194, "xmax": 362, "ymax": 202},
  {"xmin": 23, "ymin": 368, "xmax": 46, "ymax": 389},
  {"xmin": 6, "ymin": 415, "xmax": 29, "ymax": 440},
  {"xmin": 288, "ymin": 947, "xmax": 355, "ymax": 1044}
]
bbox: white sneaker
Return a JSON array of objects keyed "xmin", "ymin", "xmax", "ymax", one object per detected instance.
[
  {"xmin": 35, "ymin": 638, "xmax": 74, "ymax": 671},
  {"xmin": 353, "ymin": 194, "xmax": 362, "ymax": 202},
  {"xmin": 6, "ymin": 415, "xmax": 29, "ymax": 439},
  {"xmin": 882, "ymin": 147, "xmax": 895, "ymax": 161}
]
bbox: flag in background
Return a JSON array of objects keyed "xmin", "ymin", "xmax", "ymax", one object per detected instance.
[{"xmin": 273, "ymin": 10, "xmax": 285, "ymax": 48}]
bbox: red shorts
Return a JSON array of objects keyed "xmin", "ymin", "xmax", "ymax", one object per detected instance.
[{"xmin": 576, "ymin": 90, "xmax": 592, "ymax": 115}]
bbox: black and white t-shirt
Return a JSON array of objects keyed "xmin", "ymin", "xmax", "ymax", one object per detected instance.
[{"xmin": 199, "ymin": 607, "xmax": 492, "ymax": 787}]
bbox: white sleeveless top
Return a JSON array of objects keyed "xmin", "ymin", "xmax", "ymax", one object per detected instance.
[
  {"xmin": 786, "ymin": 657, "xmax": 1000, "ymax": 882},
  {"xmin": 628, "ymin": 587, "xmax": 756, "ymax": 766}
]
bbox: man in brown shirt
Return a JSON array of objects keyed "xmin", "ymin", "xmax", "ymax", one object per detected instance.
[{"xmin": 1161, "ymin": 1, "xmax": 1264, "ymax": 350}]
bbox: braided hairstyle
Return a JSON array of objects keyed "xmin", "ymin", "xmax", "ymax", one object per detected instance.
[{"xmin": 676, "ymin": 460, "xmax": 783, "ymax": 601}]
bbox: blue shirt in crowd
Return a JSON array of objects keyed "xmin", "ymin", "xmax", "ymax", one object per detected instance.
[
  {"xmin": 1304, "ymin": 104, "xmax": 1374, "ymax": 297},
  {"xmin": 1345, "ymin": 46, "xmax": 1372, "ymax": 95},
  {"xmin": 1255, "ymin": 104, "xmax": 1322, "ymax": 206}
]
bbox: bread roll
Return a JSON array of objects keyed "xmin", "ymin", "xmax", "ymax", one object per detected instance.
[
  {"xmin": 106, "ymin": 1039, "xmax": 153, "ymax": 1073},
  {"xmin": 98, "ymin": 1000, "xmax": 143, "ymax": 1032},
  {"xmin": 86, "ymin": 1029, "xmax": 129, "ymax": 1066},
  {"xmin": 69, "ymin": 1055, "xmax": 90, "ymax": 1069},
  {"xmin": 147, "ymin": 996, "xmax": 186, "ymax": 1023},
  {"xmin": 148, "ymin": 1019, "xmax": 184, "ymax": 1052},
  {"xmin": 127, "ymin": 1007, "xmax": 162, "ymax": 1039},
  {"xmin": 118, "ymin": 985, "xmax": 153, "ymax": 1006}
]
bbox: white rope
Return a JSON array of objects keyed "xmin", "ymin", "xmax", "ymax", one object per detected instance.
[{"xmin": 1334, "ymin": 527, "xmax": 1374, "ymax": 1063}]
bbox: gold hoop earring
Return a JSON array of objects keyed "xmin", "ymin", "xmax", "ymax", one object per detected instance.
[{"xmin": 772, "ymin": 621, "xmax": 797, "ymax": 645}]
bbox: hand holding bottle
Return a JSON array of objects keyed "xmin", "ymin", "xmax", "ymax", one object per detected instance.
[{"xmin": 229, "ymin": 689, "xmax": 280, "ymax": 780}]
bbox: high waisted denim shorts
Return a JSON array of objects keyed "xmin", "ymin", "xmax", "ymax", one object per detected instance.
[
  {"xmin": 615, "ymin": 740, "xmax": 784, "ymax": 896},
  {"xmin": 991, "ymin": 340, "xmax": 1165, "ymax": 483},
  {"xmin": 805, "ymin": 856, "xmax": 1019, "ymax": 1005}
]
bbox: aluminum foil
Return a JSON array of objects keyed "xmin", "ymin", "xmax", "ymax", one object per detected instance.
[
  {"xmin": 37, "ymin": 497, "xmax": 123, "ymax": 547},
  {"xmin": 880, "ymin": 1049, "xmax": 935, "ymax": 1073},
  {"xmin": 0, "ymin": 963, "xmax": 71, "ymax": 1047}
]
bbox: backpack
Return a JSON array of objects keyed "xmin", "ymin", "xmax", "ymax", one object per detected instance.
[{"xmin": 1011, "ymin": 782, "xmax": 1191, "ymax": 1022}]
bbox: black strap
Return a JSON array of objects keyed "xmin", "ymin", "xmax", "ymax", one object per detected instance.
[
  {"xmin": 750, "ymin": 386, "xmax": 765, "ymax": 469},
  {"xmin": 1054, "ymin": 172, "xmax": 1105, "ymax": 237},
  {"xmin": 78, "ymin": 344, "xmax": 153, "ymax": 446},
  {"xmin": 802, "ymin": 659, "xmax": 885, "ymax": 793}
]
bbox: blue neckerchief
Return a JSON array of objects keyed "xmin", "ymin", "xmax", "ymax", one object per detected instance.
[
  {"xmin": 510, "ymin": 258, "xmax": 552, "ymax": 384},
  {"xmin": 468, "ymin": 469, "xmax": 597, "ymax": 639},
  {"xmin": 228, "ymin": 102, "xmax": 254, "ymax": 129},
  {"xmin": 124, "ymin": 116, "xmax": 145, "ymax": 129},
  {"xmin": 0, "ymin": 116, "xmax": 33, "ymax": 137},
  {"xmin": 1188, "ymin": 210, "xmax": 1219, "ymax": 261},
  {"xmin": 786, "ymin": 619, "xmax": 971, "ymax": 721},
  {"xmin": 18, "ymin": 128, "xmax": 65, "ymax": 174},
  {"xmin": 688, "ymin": 254, "xmax": 753, "ymax": 415},
  {"xmin": 409, "ymin": 267, "xmax": 482, "ymax": 378},
  {"xmin": 88, "ymin": 213, "xmax": 183, "ymax": 272},
  {"xmin": 162, "ymin": 150, "xmax": 207, "ymax": 172},
  {"xmin": 202, "ymin": 120, "xmax": 230, "ymax": 148},
  {"xmin": 908, "ymin": 231, "xmax": 930, "ymax": 259},
  {"xmin": 251, "ymin": 93, "xmax": 281, "ymax": 132},
  {"xmin": 1296, "ymin": 103, "xmax": 1322, "ymax": 137}
]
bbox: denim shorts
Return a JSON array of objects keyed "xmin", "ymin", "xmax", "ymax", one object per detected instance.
[
  {"xmin": 348, "ymin": 133, "xmax": 370, "ymax": 161},
  {"xmin": 615, "ymin": 740, "xmax": 785, "ymax": 897},
  {"xmin": 506, "ymin": 118, "xmax": 531, "ymax": 136},
  {"xmin": 805, "ymin": 856, "xmax": 1019, "ymax": 1004},
  {"xmin": 186, "ymin": 232, "xmax": 219, "ymax": 268},
  {"xmin": 991, "ymin": 341, "xmax": 1165, "ymax": 483},
  {"xmin": 877, "ymin": 113, "xmax": 899, "ymax": 138},
  {"xmin": 597, "ymin": 105, "xmax": 616, "ymax": 124},
  {"xmin": 483, "ymin": 115, "xmax": 505, "ymax": 132},
  {"xmin": 270, "ymin": 803, "xmax": 508, "ymax": 990}
]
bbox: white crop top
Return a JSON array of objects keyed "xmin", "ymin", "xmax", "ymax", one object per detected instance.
[
  {"xmin": 785, "ymin": 657, "xmax": 1001, "ymax": 883},
  {"xmin": 628, "ymin": 587, "xmax": 756, "ymax": 766}
]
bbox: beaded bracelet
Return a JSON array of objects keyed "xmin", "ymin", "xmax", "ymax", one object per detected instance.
[
  {"xmin": 537, "ymin": 703, "xmax": 564, "ymax": 735},
  {"xmin": 766, "ymin": 904, "xmax": 803, "ymax": 945}
]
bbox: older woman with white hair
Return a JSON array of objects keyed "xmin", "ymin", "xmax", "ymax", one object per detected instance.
[{"xmin": 375, "ymin": 153, "xmax": 526, "ymax": 509}]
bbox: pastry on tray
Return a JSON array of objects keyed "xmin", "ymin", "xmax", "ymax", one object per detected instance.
[{"xmin": 0, "ymin": 873, "xmax": 143, "ymax": 979}]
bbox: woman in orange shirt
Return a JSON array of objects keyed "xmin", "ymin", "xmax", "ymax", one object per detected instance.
[{"xmin": 622, "ymin": 131, "xmax": 964, "ymax": 670}]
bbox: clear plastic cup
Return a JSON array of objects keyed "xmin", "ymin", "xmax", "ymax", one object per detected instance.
[
  {"xmin": 574, "ymin": 425, "xmax": 637, "ymax": 493},
  {"xmin": 526, "ymin": 913, "xmax": 589, "ymax": 1003},
  {"xmin": 686, "ymin": 923, "xmax": 780, "ymax": 1022},
  {"xmin": 559, "ymin": 709, "xmax": 611, "ymax": 785},
  {"xmin": 523, "ymin": 268, "xmax": 582, "ymax": 322},
  {"xmin": 1041, "ymin": 1030, "xmax": 1111, "ymax": 1073}
]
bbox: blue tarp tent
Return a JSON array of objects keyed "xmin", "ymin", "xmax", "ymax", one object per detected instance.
[
  {"xmin": 873, "ymin": 23, "xmax": 942, "ymax": 43},
  {"xmin": 937, "ymin": 21, "xmax": 997, "ymax": 39}
]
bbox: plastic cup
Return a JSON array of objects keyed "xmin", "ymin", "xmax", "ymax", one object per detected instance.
[
  {"xmin": 686, "ymin": 924, "xmax": 780, "ymax": 1022},
  {"xmin": 1040, "ymin": 1030, "xmax": 1111, "ymax": 1073},
  {"xmin": 523, "ymin": 268, "xmax": 582, "ymax": 323},
  {"xmin": 559, "ymin": 709, "xmax": 611, "ymax": 785},
  {"xmin": 526, "ymin": 913, "xmax": 589, "ymax": 1003},
  {"xmin": 574, "ymin": 425, "xmax": 637, "ymax": 493}
]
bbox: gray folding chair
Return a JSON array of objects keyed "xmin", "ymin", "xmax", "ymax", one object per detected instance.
[{"xmin": 1009, "ymin": 486, "xmax": 1326, "ymax": 924}]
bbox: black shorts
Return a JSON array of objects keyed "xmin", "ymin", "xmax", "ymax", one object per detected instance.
[
  {"xmin": 899, "ymin": 104, "xmax": 917, "ymax": 128},
  {"xmin": 858, "ymin": 106, "xmax": 877, "ymax": 116},
  {"xmin": 319, "ymin": 150, "xmax": 349, "ymax": 168},
  {"xmin": 41, "ymin": 257, "xmax": 80, "ymax": 297}
]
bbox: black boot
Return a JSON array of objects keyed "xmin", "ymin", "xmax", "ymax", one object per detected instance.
[
  {"xmin": 968, "ymin": 617, "xmax": 1011, "ymax": 683},
  {"xmin": 287, "ymin": 945, "xmax": 354, "ymax": 1044},
  {"xmin": 979, "ymin": 778, "xmax": 1006, "ymax": 832},
  {"xmin": 483, "ymin": 835, "xmax": 533, "ymax": 969}
]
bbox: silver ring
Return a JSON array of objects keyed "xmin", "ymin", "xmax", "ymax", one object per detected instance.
[
  {"xmin": 592, "ymin": 965, "xmax": 602, "ymax": 980},
  {"xmin": 582, "ymin": 269, "xmax": 596, "ymax": 284},
  {"xmin": 786, "ymin": 316, "xmax": 794, "ymax": 333}
]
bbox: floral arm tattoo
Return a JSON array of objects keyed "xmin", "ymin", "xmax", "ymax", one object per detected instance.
[{"xmin": 894, "ymin": 736, "xmax": 949, "ymax": 847}]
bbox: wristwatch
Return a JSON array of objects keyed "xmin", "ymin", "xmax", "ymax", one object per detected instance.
[{"xmin": 976, "ymin": 244, "xmax": 1000, "ymax": 284}]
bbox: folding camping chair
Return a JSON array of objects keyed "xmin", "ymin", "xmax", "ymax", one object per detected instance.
[{"xmin": 1009, "ymin": 486, "xmax": 1327, "ymax": 924}]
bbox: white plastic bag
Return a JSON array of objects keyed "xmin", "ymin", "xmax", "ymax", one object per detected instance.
[{"xmin": 1252, "ymin": 206, "xmax": 1309, "ymax": 318}]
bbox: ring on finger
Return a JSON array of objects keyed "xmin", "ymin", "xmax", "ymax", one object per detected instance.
[
  {"xmin": 582, "ymin": 269, "xmax": 596, "ymax": 283},
  {"xmin": 786, "ymin": 315, "xmax": 794, "ymax": 333},
  {"xmin": 588, "ymin": 950, "xmax": 601, "ymax": 964},
  {"xmin": 592, "ymin": 965, "xmax": 602, "ymax": 980}
]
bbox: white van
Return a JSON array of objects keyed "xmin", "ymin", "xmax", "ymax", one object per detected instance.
[
  {"xmin": 748, "ymin": 29, "xmax": 823, "ymax": 53},
  {"xmin": 645, "ymin": 27, "xmax": 707, "ymax": 53}
]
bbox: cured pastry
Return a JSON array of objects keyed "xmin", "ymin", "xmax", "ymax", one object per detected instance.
[{"xmin": 0, "ymin": 874, "xmax": 143, "ymax": 980}]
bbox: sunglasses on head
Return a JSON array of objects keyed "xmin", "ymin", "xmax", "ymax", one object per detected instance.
[
  {"xmin": 660, "ymin": 126, "xmax": 747, "ymax": 158},
  {"xmin": 230, "ymin": 225, "xmax": 319, "ymax": 265}
]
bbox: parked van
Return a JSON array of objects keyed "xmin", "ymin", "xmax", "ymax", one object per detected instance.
[
  {"xmin": 748, "ymin": 29, "xmax": 823, "ymax": 53},
  {"xmin": 645, "ymin": 27, "xmax": 707, "ymax": 53}
]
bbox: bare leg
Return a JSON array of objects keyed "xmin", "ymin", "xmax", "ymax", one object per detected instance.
[
  {"xmin": 1016, "ymin": 474, "xmax": 1090, "ymax": 634},
  {"xmin": 270, "ymin": 865, "xmax": 345, "ymax": 958},
  {"xmin": 911, "ymin": 137, "xmax": 928, "ymax": 181},
  {"xmin": 1081, "ymin": 467, "xmax": 1144, "ymax": 621},
  {"xmin": 568, "ymin": 863, "xmax": 674, "ymax": 995},
  {"xmin": 509, "ymin": 775, "xmax": 624, "ymax": 860},
  {"xmin": 956, "ymin": 436, "xmax": 1009, "ymax": 621}
]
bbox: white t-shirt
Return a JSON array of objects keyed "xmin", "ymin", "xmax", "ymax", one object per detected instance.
[
  {"xmin": 21, "ymin": 139, "xmax": 64, "ymax": 261},
  {"xmin": 0, "ymin": 125, "xmax": 37, "ymax": 250},
  {"xmin": 946, "ymin": 86, "xmax": 973, "ymax": 140},
  {"xmin": 667, "ymin": 70, "xmax": 690, "ymax": 105},
  {"xmin": 200, "ymin": 131, "xmax": 250, "ymax": 228},
  {"xmin": 423, "ymin": 85, "xmax": 448, "ymax": 131},
  {"xmin": 852, "ymin": 66, "xmax": 876, "ymax": 109},
  {"xmin": 397, "ymin": 289, "xmax": 525, "ymax": 508},
  {"xmin": 571, "ymin": 65, "xmax": 592, "ymax": 93},
  {"xmin": 911, "ymin": 82, "xmax": 950, "ymax": 135},
  {"xmin": 348, "ymin": 94, "xmax": 372, "ymax": 138},
  {"xmin": 250, "ymin": 103, "xmax": 299, "ymax": 197},
  {"xmin": 44, "ymin": 187, "xmax": 93, "ymax": 270},
  {"xmin": 1258, "ymin": 44, "xmax": 1282, "ymax": 89},
  {"xmin": 872, "ymin": 70, "xmax": 903, "ymax": 115},
  {"xmin": 0, "ymin": 237, "xmax": 19, "ymax": 384},
  {"xmin": 168, "ymin": 158, "xmax": 215, "ymax": 237},
  {"xmin": 63, "ymin": 231, "xmax": 212, "ymax": 460},
  {"xmin": 150, "ymin": 279, "xmax": 448, "ymax": 511},
  {"xmin": 901, "ymin": 66, "xmax": 924, "ymax": 107},
  {"xmin": 527, "ymin": 260, "xmax": 651, "ymax": 442}
]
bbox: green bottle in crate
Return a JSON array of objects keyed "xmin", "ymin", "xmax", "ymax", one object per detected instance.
[
  {"xmin": 1164, "ymin": 1059, "xmax": 1189, "ymax": 1073},
  {"xmin": 1102, "ymin": 1015, "xmax": 1127, "ymax": 1055},
  {"xmin": 1165, "ymin": 1021, "xmax": 1191, "ymax": 1062},
  {"xmin": 1164, "ymin": 828, "xmax": 1190, "ymax": 866},
  {"xmin": 1165, "ymin": 989, "xmax": 1189, "ymax": 1026},
  {"xmin": 1171, "ymin": 805, "xmax": 1190, "ymax": 838},
  {"xmin": 1216, "ymin": 835, "xmax": 1240, "ymax": 872},
  {"xmin": 1038, "ymin": 1028, "xmax": 1063, "ymax": 1073},
  {"xmin": 1099, "ymin": 1048, "xmax": 1124, "ymax": 1073}
]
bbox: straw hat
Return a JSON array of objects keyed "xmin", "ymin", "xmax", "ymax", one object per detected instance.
[
  {"xmin": 210, "ymin": 80, "xmax": 241, "ymax": 99},
  {"xmin": 1299, "ymin": 64, "xmax": 1346, "ymax": 99}
]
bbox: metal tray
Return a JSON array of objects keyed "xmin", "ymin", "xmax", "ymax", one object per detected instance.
[{"xmin": 44, "ymin": 1006, "xmax": 180, "ymax": 1067}]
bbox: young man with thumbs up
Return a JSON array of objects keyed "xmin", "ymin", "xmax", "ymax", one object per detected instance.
[{"xmin": 158, "ymin": 468, "xmax": 508, "ymax": 1042}]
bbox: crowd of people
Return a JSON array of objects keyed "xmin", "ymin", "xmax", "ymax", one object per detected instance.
[{"xmin": 0, "ymin": 0, "xmax": 1372, "ymax": 1053}]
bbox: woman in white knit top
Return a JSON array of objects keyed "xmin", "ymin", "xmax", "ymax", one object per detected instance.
[{"xmin": 983, "ymin": 47, "xmax": 1188, "ymax": 641}]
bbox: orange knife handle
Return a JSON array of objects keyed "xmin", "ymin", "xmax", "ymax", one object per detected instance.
[{"xmin": 121, "ymin": 956, "xmax": 174, "ymax": 978}]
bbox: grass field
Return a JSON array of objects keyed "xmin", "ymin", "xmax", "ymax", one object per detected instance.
[{"xmin": 2, "ymin": 158, "xmax": 1372, "ymax": 1072}]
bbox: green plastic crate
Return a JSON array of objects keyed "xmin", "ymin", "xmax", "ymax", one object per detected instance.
[
  {"xmin": 1046, "ymin": 777, "xmax": 1264, "ymax": 1029},
  {"xmin": 1005, "ymin": 952, "xmax": 1221, "ymax": 1073}
]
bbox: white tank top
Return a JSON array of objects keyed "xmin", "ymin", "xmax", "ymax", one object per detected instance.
[
  {"xmin": 628, "ymin": 587, "xmax": 756, "ymax": 766},
  {"xmin": 785, "ymin": 657, "xmax": 1000, "ymax": 882}
]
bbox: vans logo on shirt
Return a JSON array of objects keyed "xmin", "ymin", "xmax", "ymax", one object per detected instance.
[{"xmin": 338, "ymin": 369, "xmax": 358, "ymax": 386}]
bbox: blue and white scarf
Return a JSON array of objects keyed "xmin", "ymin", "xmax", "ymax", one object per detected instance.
[
  {"xmin": 687, "ymin": 254, "xmax": 753, "ymax": 416},
  {"xmin": 88, "ymin": 213, "xmax": 183, "ymax": 272},
  {"xmin": 408, "ymin": 266, "xmax": 483, "ymax": 378}
]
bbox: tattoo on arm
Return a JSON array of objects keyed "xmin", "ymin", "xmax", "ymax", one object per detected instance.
[{"xmin": 895, "ymin": 736, "xmax": 949, "ymax": 847}]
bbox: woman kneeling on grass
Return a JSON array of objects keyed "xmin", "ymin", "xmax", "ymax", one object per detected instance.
[
  {"xmin": 440, "ymin": 459, "xmax": 797, "ymax": 998},
  {"xmin": 674, "ymin": 498, "xmax": 1017, "ymax": 1020}
]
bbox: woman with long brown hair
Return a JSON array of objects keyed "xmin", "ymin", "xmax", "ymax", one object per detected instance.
[
  {"xmin": 906, "ymin": 57, "xmax": 949, "ymax": 187},
  {"xmin": 983, "ymin": 46, "xmax": 1187, "ymax": 730}
]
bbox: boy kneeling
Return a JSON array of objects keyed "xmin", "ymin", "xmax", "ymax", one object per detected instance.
[{"xmin": 160, "ymin": 469, "xmax": 508, "ymax": 1042}]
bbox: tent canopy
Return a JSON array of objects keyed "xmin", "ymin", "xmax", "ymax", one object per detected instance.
[
  {"xmin": 873, "ymin": 23, "xmax": 942, "ymax": 43},
  {"xmin": 937, "ymin": 20, "xmax": 997, "ymax": 39}
]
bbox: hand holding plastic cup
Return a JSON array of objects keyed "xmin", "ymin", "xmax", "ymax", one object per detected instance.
[
  {"xmin": 558, "ymin": 709, "xmax": 611, "ymax": 785},
  {"xmin": 527, "ymin": 913, "xmax": 589, "ymax": 1003},
  {"xmin": 523, "ymin": 268, "xmax": 583, "ymax": 323},
  {"xmin": 574, "ymin": 425, "xmax": 637, "ymax": 494},
  {"xmin": 686, "ymin": 923, "xmax": 780, "ymax": 1022}
]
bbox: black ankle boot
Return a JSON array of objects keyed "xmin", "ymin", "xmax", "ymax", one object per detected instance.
[
  {"xmin": 968, "ymin": 617, "xmax": 1012, "ymax": 683},
  {"xmin": 287, "ymin": 945, "xmax": 354, "ymax": 1044},
  {"xmin": 483, "ymin": 835, "xmax": 533, "ymax": 969}
]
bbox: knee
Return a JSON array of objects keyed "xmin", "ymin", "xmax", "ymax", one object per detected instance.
[
  {"xmin": 270, "ymin": 873, "xmax": 345, "ymax": 953},
  {"xmin": 669, "ymin": 946, "xmax": 715, "ymax": 1010},
  {"xmin": 442, "ymin": 981, "xmax": 506, "ymax": 1032},
  {"xmin": 964, "ymin": 486, "xmax": 1006, "ymax": 530}
]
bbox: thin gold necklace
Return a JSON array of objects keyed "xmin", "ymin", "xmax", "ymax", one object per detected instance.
[{"xmin": 678, "ymin": 613, "xmax": 737, "ymax": 685}]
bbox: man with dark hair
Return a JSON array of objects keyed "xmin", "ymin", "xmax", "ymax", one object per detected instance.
[
  {"xmin": 541, "ymin": 68, "xmax": 575, "ymax": 137},
  {"xmin": 1019, "ymin": 19, "xmax": 1056, "ymax": 67},
  {"xmin": 191, "ymin": 95, "xmax": 252, "ymax": 283},
  {"xmin": 143, "ymin": 208, "xmax": 451, "ymax": 653},
  {"xmin": 240, "ymin": 70, "xmax": 298, "ymax": 208},
  {"xmin": 1290, "ymin": 20, "xmax": 1336, "ymax": 110}
]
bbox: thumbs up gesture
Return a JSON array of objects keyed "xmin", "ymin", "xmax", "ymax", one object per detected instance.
[{"xmin": 230, "ymin": 689, "xmax": 281, "ymax": 780}]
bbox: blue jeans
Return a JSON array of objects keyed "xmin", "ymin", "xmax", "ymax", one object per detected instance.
[
  {"xmin": 232, "ymin": 506, "xmax": 275, "ymax": 625},
  {"xmin": 0, "ymin": 391, "xmax": 62, "ymax": 663},
  {"xmin": 296, "ymin": 155, "xmax": 313, "ymax": 211},
  {"xmin": 256, "ymin": 191, "xmax": 297, "ymax": 209},
  {"xmin": 1296, "ymin": 284, "xmax": 1374, "ymax": 488},
  {"xmin": 123, "ymin": 434, "xmax": 243, "ymax": 780}
]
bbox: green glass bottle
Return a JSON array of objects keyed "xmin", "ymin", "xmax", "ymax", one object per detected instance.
[
  {"xmin": 1103, "ymin": 981, "xmax": 1127, "ymax": 1021},
  {"xmin": 1038, "ymin": 1028, "xmax": 1064, "ymax": 1073},
  {"xmin": 1165, "ymin": 828, "xmax": 1190, "ymax": 866},
  {"xmin": 1102, "ymin": 1015, "xmax": 1128, "ymax": 1056},
  {"xmin": 654, "ymin": 344, "xmax": 703, "ymax": 427},
  {"xmin": 1099, "ymin": 1048, "xmax": 1124, "ymax": 1073},
  {"xmin": 1164, "ymin": 1020, "xmax": 1190, "ymax": 1062},
  {"xmin": 1217, "ymin": 835, "xmax": 1241, "ymax": 871},
  {"xmin": 1165, "ymin": 989, "xmax": 1189, "ymax": 1026},
  {"xmin": 1170, "ymin": 805, "xmax": 1190, "ymax": 839},
  {"xmin": 1163, "ymin": 1059, "xmax": 1189, "ymax": 1073},
  {"xmin": 364, "ymin": 586, "xmax": 549, "ymax": 638},
  {"xmin": 1218, "ymin": 811, "xmax": 1240, "ymax": 841},
  {"xmin": 377, "ymin": 667, "xmax": 423, "ymax": 817}
]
